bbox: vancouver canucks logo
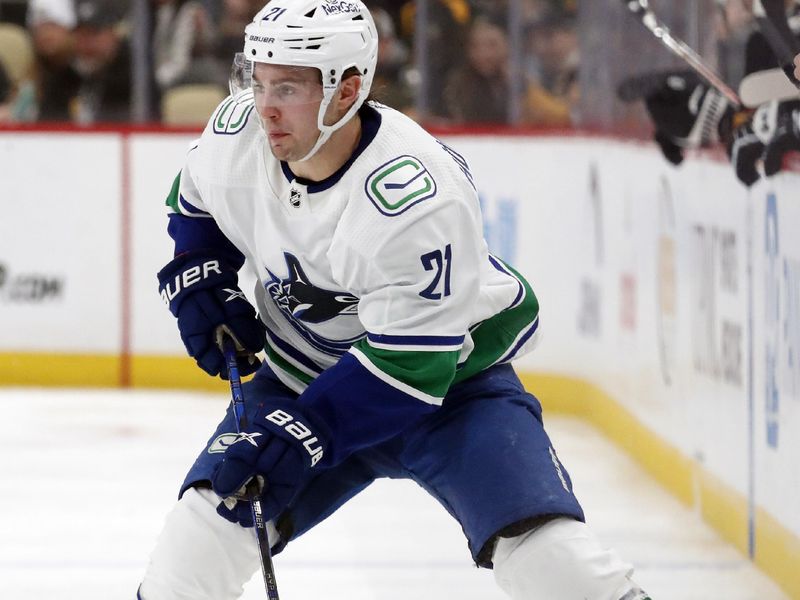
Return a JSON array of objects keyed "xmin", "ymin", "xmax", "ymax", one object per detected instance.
[
  {"xmin": 365, "ymin": 155, "xmax": 437, "ymax": 217},
  {"xmin": 212, "ymin": 89, "xmax": 254, "ymax": 135},
  {"xmin": 265, "ymin": 253, "xmax": 362, "ymax": 355}
]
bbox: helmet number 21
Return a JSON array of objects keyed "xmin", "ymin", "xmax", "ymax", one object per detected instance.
[
  {"xmin": 419, "ymin": 244, "xmax": 452, "ymax": 300},
  {"xmin": 262, "ymin": 6, "xmax": 287, "ymax": 21}
]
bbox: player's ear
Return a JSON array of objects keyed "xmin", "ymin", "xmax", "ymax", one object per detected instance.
[{"xmin": 337, "ymin": 74, "xmax": 362, "ymax": 113}]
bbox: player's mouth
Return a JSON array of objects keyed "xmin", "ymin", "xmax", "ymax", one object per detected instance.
[{"xmin": 268, "ymin": 132, "xmax": 289, "ymax": 141}]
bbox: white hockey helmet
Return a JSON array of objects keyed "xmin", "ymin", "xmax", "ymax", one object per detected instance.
[{"xmin": 236, "ymin": 0, "xmax": 379, "ymax": 161}]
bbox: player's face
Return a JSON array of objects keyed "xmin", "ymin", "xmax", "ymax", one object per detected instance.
[{"xmin": 252, "ymin": 63, "xmax": 325, "ymax": 161}]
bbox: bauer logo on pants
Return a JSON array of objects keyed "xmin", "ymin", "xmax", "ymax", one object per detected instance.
[{"xmin": 365, "ymin": 155, "xmax": 437, "ymax": 217}]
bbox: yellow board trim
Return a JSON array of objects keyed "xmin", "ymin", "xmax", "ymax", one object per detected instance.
[
  {"xmin": 0, "ymin": 353, "xmax": 797, "ymax": 597},
  {"xmin": 519, "ymin": 372, "xmax": 800, "ymax": 600},
  {"xmin": 0, "ymin": 352, "xmax": 122, "ymax": 387}
]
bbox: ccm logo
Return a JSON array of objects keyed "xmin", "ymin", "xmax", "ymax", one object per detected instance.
[
  {"xmin": 161, "ymin": 260, "xmax": 222, "ymax": 305},
  {"xmin": 266, "ymin": 409, "xmax": 324, "ymax": 467}
]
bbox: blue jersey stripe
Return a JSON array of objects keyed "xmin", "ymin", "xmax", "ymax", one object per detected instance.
[
  {"xmin": 498, "ymin": 316, "xmax": 540, "ymax": 364},
  {"xmin": 488, "ymin": 254, "xmax": 524, "ymax": 309},
  {"xmin": 265, "ymin": 329, "xmax": 324, "ymax": 375},
  {"xmin": 367, "ymin": 332, "xmax": 465, "ymax": 347},
  {"xmin": 179, "ymin": 194, "xmax": 210, "ymax": 216}
]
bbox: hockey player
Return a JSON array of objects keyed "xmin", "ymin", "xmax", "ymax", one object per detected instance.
[
  {"xmin": 140, "ymin": 1, "xmax": 651, "ymax": 598},
  {"xmin": 622, "ymin": 2, "xmax": 800, "ymax": 186}
]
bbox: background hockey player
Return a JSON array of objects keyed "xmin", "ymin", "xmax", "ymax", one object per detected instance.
[
  {"xmin": 139, "ymin": 1, "xmax": 653, "ymax": 598},
  {"xmin": 619, "ymin": 0, "xmax": 800, "ymax": 187}
]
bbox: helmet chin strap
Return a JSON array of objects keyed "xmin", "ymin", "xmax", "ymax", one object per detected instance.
[{"xmin": 298, "ymin": 85, "xmax": 365, "ymax": 162}]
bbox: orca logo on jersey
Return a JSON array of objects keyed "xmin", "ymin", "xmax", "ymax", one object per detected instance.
[
  {"xmin": 266, "ymin": 253, "xmax": 359, "ymax": 324},
  {"xmin": 365, "ymin": 155, "xmax": 437, "ymax": 217}
]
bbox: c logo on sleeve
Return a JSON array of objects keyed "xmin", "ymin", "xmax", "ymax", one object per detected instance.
[
  {"xmin": 364, "ymin": 155, "xmax": 438, "ymax": 216},
  {"xmin": 212, "ymin": 90, "xmax": 255, "ymax": 135}
]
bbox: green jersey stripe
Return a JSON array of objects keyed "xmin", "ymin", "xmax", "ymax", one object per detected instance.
[
  {"xmin": 351, "ymin": 341, "xmax": 459, "ymax": 401},
  {"xmin": 264, "ymin": 341, "xmax": 314, "ymax": 386},
  {"xmin": 453, "ymin": 260, "xmax": 539, "ymax": 384},
  {"xmin": 165, "ymin": 172, "xmax": 181, "ymax": 213}
]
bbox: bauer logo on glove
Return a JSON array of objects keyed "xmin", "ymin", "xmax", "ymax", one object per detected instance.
[
  {"xmin": 159, "ymin": 259, "xmax": 223, "ymax": 305},
  {"xmin": 156, "ymin": 251, "xmax": 266, "ymax": 378},
  {"xmin": 265, "ymin": 408, "xmax": 324, "ymax": 467}
]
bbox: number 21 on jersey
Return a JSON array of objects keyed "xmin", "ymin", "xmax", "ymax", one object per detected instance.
[{"xmin": 419, "ymin": 244, "xmax": 452, "ymax": 300}]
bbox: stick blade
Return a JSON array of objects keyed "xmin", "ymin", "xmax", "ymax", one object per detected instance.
[{"xmin": 739, "ymin": 68, "xmax": 800, "ymax": 107}]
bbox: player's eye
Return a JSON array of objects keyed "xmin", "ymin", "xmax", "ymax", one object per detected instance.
[{"xmin": 274, "ymin": 84, "xmax": 297, "ymax": 99}]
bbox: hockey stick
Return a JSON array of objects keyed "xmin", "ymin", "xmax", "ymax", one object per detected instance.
[
  {"xmin": 739, "ymin": 67, "xmax": 799, "ymax": 105},
  {"xmin": 219, "ymin": 334, "xmax": 281, "ymax": 600},
  {"xmin": 620, "ymin": 0, "xmax": 743, "ymax": 106},
  {"xmin": 753, "ymin": 0, "xmax": 800, "ymax": 89}
]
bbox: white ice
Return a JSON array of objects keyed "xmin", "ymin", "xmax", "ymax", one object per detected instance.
[{"xmin": 0, "ymin": 388, "xmax": 788, "ymax": 599}]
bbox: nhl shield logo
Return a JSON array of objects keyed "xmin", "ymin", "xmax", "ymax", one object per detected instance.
[
  {"xmin": 365, "ymin": 155, "xmax": 437, "ymax": 217},
  {"xmin": 289, "ymin": 187, "xmax": 302, "ymax": 208}
]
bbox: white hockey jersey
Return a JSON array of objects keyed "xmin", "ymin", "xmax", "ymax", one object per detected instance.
[{"xmin": 167, "ymin": 91, "xmax": 540, "ymax": 405}]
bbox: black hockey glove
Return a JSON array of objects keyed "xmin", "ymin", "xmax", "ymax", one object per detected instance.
[
  {"xmin": 727, "ymin": 100, "xmax": 797, "ymax": 186},
  {"xmin": 211, "ymin": 402, "xmax": 328, "ymax": 525},
  {"xmin": 729, "ymin": 115, "xmax": 766, "ymax": 187},
  {"xmin": 157, "ymin": 251, "xmax": 265, "ymax": 378},
  {"xmin": 763, "ymin": 100, "xmax": 800, "ymax": 176},
  {"xmin": 618, "ymin": 70, "xmax": 733, "ymax": 165}
]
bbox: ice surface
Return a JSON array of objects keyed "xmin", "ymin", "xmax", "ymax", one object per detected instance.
[{"xmin": 0, "ymin": 388, "xmax": 788, "ymax": 599}]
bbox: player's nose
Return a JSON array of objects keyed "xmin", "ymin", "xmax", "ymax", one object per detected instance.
[{"xmin": 256, "ymin": 99, "xmax": 280, "ymax": 120}]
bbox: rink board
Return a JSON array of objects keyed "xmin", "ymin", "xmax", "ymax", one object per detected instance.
[{"xmin": 0, "ymin": 129, "xmax": 798, "ymax": 598}]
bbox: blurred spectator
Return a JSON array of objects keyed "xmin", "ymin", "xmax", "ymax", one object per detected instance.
[
  {"xmin": 210, "ymin": 0, "xmax": 262, "ymax": 86},
  {"xmin": 715, "ymin": 0, "xmax": 757, "ymax": 87},
  {"xmin": 0, "ymin": 59, "xmax": 10, "ymax": 120},
  {"xmin": 0, "ymin": 0, "xmax": 28, "ymax": 26},
  {"xmin": 399, "ymin": 0, "xmax": 470, "ymax": 117},
  {"xmin": 152, "ymin": 0, "xmax": 219, "ymax": 91},
  {"xmin": 469, "ymin": 0, "xmax": 567, "ymax": 22},
  {"xmin": 37, "ymin": 0, "xmax": 132, "ymax": 123},
  {"xmin": 523, "ymin": 9, "xmax": 579, "ymax": 126},
  {"xmin": 0, "ymin": 22, "xmax": 37, "ymax": 121},
  {"xmin": 443, "ymin": 16, "xmax": 510, "ymax": 124},
  {"xmin": 370, "ymin": 7, "xmax": 415, "ymax": 115},
  {"xmin": 27, "ymin": 0, "xmax": 77, "ymax": 69}
]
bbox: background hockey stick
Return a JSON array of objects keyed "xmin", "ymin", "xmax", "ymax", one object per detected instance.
[
  {"xmin": 753, "ymin": 0, "xmax": 800, "ymax": 88},
  {"xmin": 739, "ymin": 67, "xmax": 799, "ymax": 105},
  {"xmin": 620, "ymin": 0, "xmax": 743, "ymax": 106},
  {"xmin": 220, "ymin": 334, "xmax": 281, "ymax": 600}
]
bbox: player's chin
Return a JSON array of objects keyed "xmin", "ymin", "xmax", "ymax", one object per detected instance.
[
  {"xmin": 268, "ymin": 141, "xmax": 311, "ymax": 162},
  {"xmin": 267, "ymin": 140, "xmax": 294, "ymax": 161}
]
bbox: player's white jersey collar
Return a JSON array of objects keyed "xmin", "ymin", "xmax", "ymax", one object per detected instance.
[{"xmin": 278, "ymin": 103, "xmax": 383, "ymax": 193}]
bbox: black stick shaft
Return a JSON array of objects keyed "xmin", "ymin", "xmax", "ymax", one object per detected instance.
[
  {"xmin": 754, "ymin": 0, "xmax": 800, "ymax": 89},
  {"xmin": 222, "ymin": 337, "xmax": 281, "ymax": 600}
]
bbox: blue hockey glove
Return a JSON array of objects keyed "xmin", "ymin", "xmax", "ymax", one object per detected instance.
[
  {"xmin": 157, "ymin": 251, "xmax": 265, "ymax": 378},
  {"xmin": 211, "ymin": 403, "xmax": 328, "ymax": 525}
]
